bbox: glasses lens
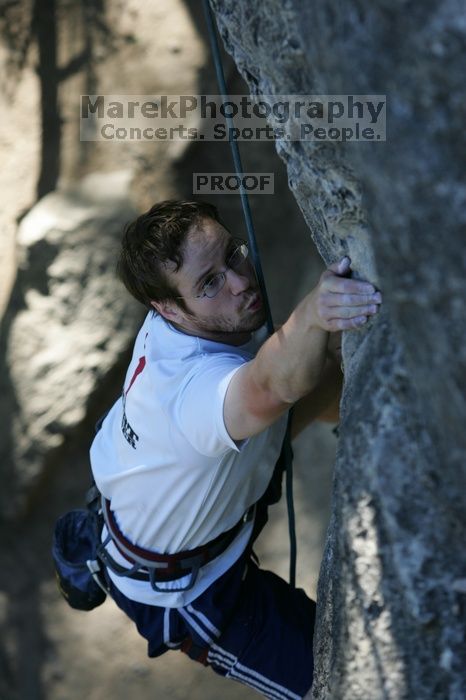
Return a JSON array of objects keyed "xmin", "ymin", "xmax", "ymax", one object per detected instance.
[
  {"xmin": 228, "ymin": 242, "xmax": 248, "ymax": 269},
  {"xmin": 204, "ymin": 273, "xmax": 225, "ymax": 298},
  {"xmin": 203, "ymin": 242, "xmax": 248, "ymax": 298}
]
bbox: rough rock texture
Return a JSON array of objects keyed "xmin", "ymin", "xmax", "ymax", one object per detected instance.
[
  {"xmin": 0, "ymin": 171, "xmax": 143, "ymax": 518},
  {"xmin": 210, "ymin": 1, "xmax": 466, "ymax": 698}
]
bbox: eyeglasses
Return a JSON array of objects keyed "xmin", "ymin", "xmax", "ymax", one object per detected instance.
[{"xmin": 178, "ymin": 238, "xmax": 250, "ymax": 300}]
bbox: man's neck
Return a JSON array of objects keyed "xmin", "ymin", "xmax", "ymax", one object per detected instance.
[{"xmin": 167, "ymin": 320, "xmax": 252, "ymax": 347}]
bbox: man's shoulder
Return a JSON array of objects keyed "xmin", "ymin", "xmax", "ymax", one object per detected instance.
[
  {"xmin": 147, "ymin": 314, "xmax": 267, "ymax": 362},
  {"xmin": 145, "ymin": 313, "xmax": 200, "ymax": 359}
]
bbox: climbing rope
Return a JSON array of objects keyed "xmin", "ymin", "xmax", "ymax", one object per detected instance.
[{"xmin": 202, "ymin": 0, "xmax": 297, "ymax": 587}]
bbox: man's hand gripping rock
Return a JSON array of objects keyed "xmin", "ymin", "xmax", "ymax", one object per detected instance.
[{"xmin": 310, "ymin": 256, "xmax": 382, "ymax": 333}]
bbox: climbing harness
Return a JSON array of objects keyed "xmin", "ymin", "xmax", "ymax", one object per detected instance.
[
  {"xmin": 202, "ymin": 0, "xmax": 297, "ymax": 587},
  {"xmin": 52, "ymin": 478, "xmax": 257, "ymax": 609},
  {"xmin": 99, "ymin": 493, "xmax": 256, "ymax": 593}
]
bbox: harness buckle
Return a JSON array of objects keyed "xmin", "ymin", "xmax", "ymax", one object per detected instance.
[{"xmin": 148, "ymin": 560, "xmax": 201, "ymax": 593}]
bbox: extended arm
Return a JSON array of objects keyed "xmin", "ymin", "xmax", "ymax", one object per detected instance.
[{"xmin": 224, "ymin": 257, "xmax": 382, "ymax": 441}]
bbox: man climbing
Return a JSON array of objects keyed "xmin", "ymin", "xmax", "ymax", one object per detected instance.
[{"xmin": 90, "ymin": 199, "xmax": 382, "ymax": 699}]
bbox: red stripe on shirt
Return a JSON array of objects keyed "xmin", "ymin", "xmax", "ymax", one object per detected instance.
[{"xmin": 125, "ymin": 356, "xmax": 146, "ymax": 395}]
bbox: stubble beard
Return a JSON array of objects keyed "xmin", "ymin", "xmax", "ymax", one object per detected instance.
[{"xmin": 183, "ymin": 304, "xmax": 266, "ymax": 338}]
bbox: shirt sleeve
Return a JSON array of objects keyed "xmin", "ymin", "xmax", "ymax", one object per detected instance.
[{"xmin": 172, "ymin": 355, "xmax": 248, "ymax": 457}]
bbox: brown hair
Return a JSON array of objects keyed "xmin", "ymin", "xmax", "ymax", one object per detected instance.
[{"xmin": 117, "ymin": 200, "xmax": 224, "ymax": 310}]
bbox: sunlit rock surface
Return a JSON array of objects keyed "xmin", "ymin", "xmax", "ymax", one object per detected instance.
[{"xmin": 0, "ymin": 171, "xmax": 142, "ymax": 517}]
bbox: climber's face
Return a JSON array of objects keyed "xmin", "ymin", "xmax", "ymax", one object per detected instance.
[{"xmin": 151, "ymin": 217, "xmax": 265, "ymax": 345}]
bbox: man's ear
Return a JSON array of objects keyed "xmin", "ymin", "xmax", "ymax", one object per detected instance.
[{"xmin": 150, "ymin": 299, "xmax": 183, "ymax": 322}]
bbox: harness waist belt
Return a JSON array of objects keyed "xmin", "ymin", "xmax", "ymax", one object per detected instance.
[{"xmin": 102, "ymin": 497, "xmax": 255, "ymax": 580}]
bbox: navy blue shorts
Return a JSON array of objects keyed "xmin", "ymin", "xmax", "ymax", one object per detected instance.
[{"xmin": 107, "ymin": 547, "xmax": 316, "ymax": 700}]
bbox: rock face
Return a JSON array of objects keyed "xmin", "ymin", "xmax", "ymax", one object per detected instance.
[
  {"xmin": 0, "ymin": 172, "xmax": 143, "ymax": 518},
  {"xmin": 209, "ymin": 1, "xmax": 466, "ymax": 698}
]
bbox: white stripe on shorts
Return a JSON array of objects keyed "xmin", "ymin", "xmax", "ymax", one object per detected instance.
[
  {"xmin": 178, "ymin": 608, "xmax": 215, "ymax": 645},
  {"xmin": 229, "ymin": 667, "xmax": 293, "ymax": 700},
  {"xmin": 163, "ymin": 609, "xmax": 179, "ymax": 648},
  {"xmin": 186, "ymin": 604, "xmax": 221, "ymax": 638},
  {"xmin": 207, "ymin": 643, "xmax": 301, "ymax": 700}
]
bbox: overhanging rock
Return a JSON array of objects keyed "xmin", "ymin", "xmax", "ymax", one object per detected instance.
[{"xmin": 209, "ymin": 1, "xmax": 466, "ymax": 697}]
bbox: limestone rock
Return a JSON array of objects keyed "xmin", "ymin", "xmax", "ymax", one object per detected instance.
[
  {"xmin": 209, "ymin": 0, "xmax": 466, "ymax": 697},
  {"xmin": 0, "ymin": 171, "xmax": 143, "ymax": 519}
]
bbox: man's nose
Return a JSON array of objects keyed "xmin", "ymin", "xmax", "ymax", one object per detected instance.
[{"xmin": 225, "ymin": 268, "xmax": 250, "ymax": 294}]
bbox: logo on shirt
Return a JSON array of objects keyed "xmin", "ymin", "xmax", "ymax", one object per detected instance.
[
  {"xmin": 121, "ymin": 354, "xmax": 146, "ymax": 449},
  {"xmin": 121, "ymin": 394, "xmax": 139, "ymax": 448}
]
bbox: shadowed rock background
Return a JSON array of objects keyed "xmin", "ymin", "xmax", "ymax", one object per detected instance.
[{"xmin": 0, "ymin": 0, "xmax": 464, "ymax": 699}]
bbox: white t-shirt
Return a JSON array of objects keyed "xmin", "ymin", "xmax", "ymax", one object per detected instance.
[{"xmin": 90, "ymin": 312, "xmax": 288, "ymax": 607}]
